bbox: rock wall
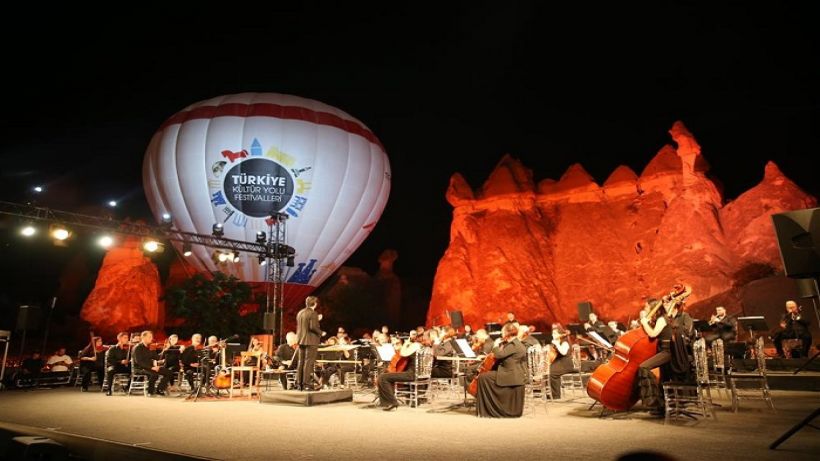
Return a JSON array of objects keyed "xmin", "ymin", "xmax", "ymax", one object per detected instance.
[{"xmin": 427, "ymin": 122, "xmax": 816, "ymax": 329}]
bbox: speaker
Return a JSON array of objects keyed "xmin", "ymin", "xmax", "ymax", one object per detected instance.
[
  {"xmin": 771, "ymin": 207, "xmax": 820, "ymax": 278},
  {"xmin": 795, "ymin": 278, "xmax": 819, "ymax": 298},
  {"xmin": 577, "ymin": 301, "xmax": 593, "ymax": 322},
  {"xmin": 262, "ymin": 312, "xmax": 275, "ymax": 330},
  {"xmin": 449, "ymin": 310, "xmax": 464, "ymax": 328},
  {"xmin": 15, "ymin": 305, "xmax": 42, "ymax": 331},
  {"xmin": 7, "ymin": 437, "xmax": 67, "ymax": 461}
]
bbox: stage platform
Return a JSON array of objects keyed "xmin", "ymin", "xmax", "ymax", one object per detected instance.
[
  {"xmin": 259, "ymin": 388, "xmax": 353, "ymax": 406},
  {"xmin": 0, "ymin": 387, "xmax": 818, "ymax": 461}
]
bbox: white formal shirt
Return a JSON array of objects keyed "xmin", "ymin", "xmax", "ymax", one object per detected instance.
[{"xmin": 47, "ymin": 354, "xmax": 73, "ymax": 372}]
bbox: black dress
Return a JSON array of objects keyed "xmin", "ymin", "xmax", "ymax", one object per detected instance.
[{"xmin": 475, "ymin": 339, "xmax": 527, "ymax": 418}]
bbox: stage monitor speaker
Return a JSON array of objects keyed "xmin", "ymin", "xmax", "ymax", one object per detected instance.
[
  {"xmin": 8, "ymin": 436, "xmax": 67, "ymax": 461},
  {"xmin": 577, "ymin": 301, "xmax": 593, "ymax": 322},
  {"xmin": 771, "ymin": 207, "xmax": 820, "ymax": 278},
  {"xmin": 262, "ymin": 312, "xmax": 275, "ymax": 330},
  {"xmin": 449, "ymin": 310, "xmax": 464, "ymax": 328},
  {"xmin": 795, "ymin": 278, "xmax": 819, "ymax": 299},
  {"xmin": 15, "ymin": 305, "xmax": 42, "ymax": 331}
]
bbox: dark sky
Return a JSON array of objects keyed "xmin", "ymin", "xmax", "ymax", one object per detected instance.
[{"xmin": 1, "ymin": 3, "xmax": 817, "ymax": 307}]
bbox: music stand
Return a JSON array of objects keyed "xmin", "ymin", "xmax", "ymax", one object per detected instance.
[
  {"xmin": 566, "ymin": 323, "xmax": 586, "ymax": 337},
  {"xmin": 737, "ymin": 316, "xmax": 769, "ymax": 342}
]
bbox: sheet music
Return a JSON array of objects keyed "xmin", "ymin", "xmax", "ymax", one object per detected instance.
[
  {"xmin": 376, "ymin": 344, "xmax": 396, "ymax": 361},
  {"xmin": 587, "ymin": 331, "xmax": 613, "ymax": 349},
  {"xmin": 454, "ymin": 338, "xmax": 476, "ymax": 358}
]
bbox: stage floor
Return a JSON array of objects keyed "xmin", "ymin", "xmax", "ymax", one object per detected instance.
[{"xmin": 0, "ymin": 387, "xmax": 818, "ymax": 461}]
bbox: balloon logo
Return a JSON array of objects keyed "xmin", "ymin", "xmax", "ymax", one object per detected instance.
[{"xmin": 143, "ymin": 93, "xmax": 391, "ymax": 307}]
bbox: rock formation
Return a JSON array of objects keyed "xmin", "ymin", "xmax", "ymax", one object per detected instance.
[
  {"xmin": 428, "ymin": 122, "xmax": 816, "ymax": 329},
  {"xmin": 80, "ymin": 235, "xmax": 162, "ymax": 337}
]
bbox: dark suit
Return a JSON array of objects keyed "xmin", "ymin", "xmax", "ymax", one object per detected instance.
[
  {"xmin": 104, "ymin": 345, "xmax": 130, "ymax": 394},
  {"xmin": 475, "ymin": 338, "xmax": 527, "ymax": 417},
  {"xmin": 275, "ymin": 343, "xmax": 298, "ymax": 388},
  {"xmin": 132, "ymin": 343, "xmax": 173, "ymax": 394},
  {"xmin": 296, "ymin": 307, "xmax": 322, "ymax": 388},
  {"xmin": 490, "ymin": 338, "xmax": 527, "ymax": 387},
  {"xmin": 432, "ymin": 339, "xmax": 455, "ymax": 378}
]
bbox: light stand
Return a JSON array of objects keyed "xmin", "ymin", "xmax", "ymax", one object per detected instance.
[{"xmin": 264, "ymin": 212, "xmax": 293, "ymax": 347}]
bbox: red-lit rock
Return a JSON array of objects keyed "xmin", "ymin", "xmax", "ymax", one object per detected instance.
[
  {"xmin": 428, "ymin": 122, "xmax": 816, "ymax": 330},
  {"xmin": 80, "ymin": 236, "xmax": 162, "ymax": 337}
]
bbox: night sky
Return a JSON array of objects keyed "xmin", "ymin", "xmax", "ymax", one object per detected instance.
[{"xmin": 1, "ymin": 3, "xmax": 817, "ymax": 317}]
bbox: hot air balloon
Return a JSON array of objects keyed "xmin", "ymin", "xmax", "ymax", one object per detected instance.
[{"xmin": 143, "ymin": 93, "xmax": 391, "ymax": 309}]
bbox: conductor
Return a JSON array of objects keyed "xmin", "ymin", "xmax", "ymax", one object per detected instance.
[{"xmin": 296, "ymin": 296, "xmax": 322, "ymax": 391}]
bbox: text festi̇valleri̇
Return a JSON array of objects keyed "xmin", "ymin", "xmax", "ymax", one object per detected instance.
[{"xmin": 228, "ymin": 173, "xmax": 289, "ymax": 202}]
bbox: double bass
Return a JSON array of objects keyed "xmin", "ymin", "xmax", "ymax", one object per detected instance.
[{"xmin": 586, "ymin": 284, "xmax": 691, "ymax": 411}]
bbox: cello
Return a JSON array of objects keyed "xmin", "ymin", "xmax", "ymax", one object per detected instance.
[
  {"xmin": 388, "ymin": 337, "xmax": 421, "ymax": 373},
  {"xmin": 586, "ymin": 284, "xmax": 690, "ymax": 411}
]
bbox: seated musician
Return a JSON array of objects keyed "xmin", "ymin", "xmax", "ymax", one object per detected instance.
[
  {"xmin": 474, "ymin": 329, "xmax": 494, "ymax": 355},
  {"xmin": 318, "ymin": 336, "xmax": 356, "ymax": 388},
  {"xmin": 474, "ymin": 323, "xmax": 527, "ymax": 418},
  {"xmin": 518, "ymin": 324, "xmax": 540, "ymax": 349},
  {"xmin": 132, "ymin": 330, "xmax": 174, "ymax": 396},
  {"xmin": 431, "ymin": 327, "xmax": 457, "ymax": 378},
  {"xmin": 179, "ymin": 333, "xmax": 203, "ymax": 390},
  {"xmin": 378, "ymin": 335, "xmax": 421, "ymax": 411},
  {"xmin": 274, "ymin": 332, "xmax": 299, "ymax": 389},
  {"xmin": 160, "ymin": 334, "xmax": 183, "ymax": 387},
  {"xmin": 461, "ymin": 324, "xmax": 473, "ymax": 342},
  {"xmin": 608, "ymin": 321, "xmax": 625, "ymax": 338},
  {"xmin": 773, "ymin": 300, "xmax": 811, "ymax": 358},
  {"xmin": 46, "ymin": 347, "xmax": 73, "ymax": 375},
  {"xmin": 585, "ymin": 313, "xmax": 618, "ymax": 347},
  {"xmin": 705, "ymin": 306, "xmax": 737, "ymax": 345},
  {"xmin": 17, "ymin": 351, "xmax": 44, "ymax": 386},
  {"xmin": 548, "ymin": 324, "xmax": 573, "ymax": 399},
  {"xmin": 79, "ymin": 336, "xmax": 106, "ymax": 392},
  {"xmin": 638, "ymin": 286, "xmax": 694, "ymax": 416},
  {"xmin": 104, "ymin": 332, "xmax": 131, "ymax": 395},
  {"xmin": 503, "ymin": 311, "xmax": 517, "ymax": 328}
]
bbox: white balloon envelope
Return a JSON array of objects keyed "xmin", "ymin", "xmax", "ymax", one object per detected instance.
[{"xmin": 143, "ymin": 93, "xmax": 391, "ymax": 306}]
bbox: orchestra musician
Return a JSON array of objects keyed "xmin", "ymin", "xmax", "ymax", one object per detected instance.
[
  {"xmin": 471, "ymin": 329, "xmax": 494, "ymax": 355},
  {"xmin": 378, "ymin": 334, "xmax": 421, "ymax": 411},
  {"xmin": 607, "ymin": 321, "xmax": 625, "ymax": 338},
  {"xmin": 318, "ymin": 336, "xmax": 355, "ymax": 388},
  {"xmin": 274, "ymin": 332, "xmax": 299, "ymax": 389},
  {"xmin": 773, "ymin": 300, "xmax": 812, "ymax": 358},
  {"xmin": 179, "ymin": 333, "xmax": 203, "ymax": 390},
  {"xmin": 431, "ymin": 327, "xmax": 457, "ymax": 378},
  {"xmin": 548, "ymin": 324, "xmax": 573, "ymax": 399},
  {"xmin": 79, "ymin": 336, "xmax": 106, "ymax": 392},
  {"xmin": 585, "ymin": 312, "xmax": 619, "ymax": 346},
  {"xmin": 503, "ymin": 312, "xmax": 517, "ymax": 328},
  {"xmin": 461, "ymin": 324, "xmax": 473, "ymax": 342},
  {"xmin": 517, "ymin": 324, "xmax": 540, "ymax": 349},
  {"xmin": 637, "ymin": 286, "xmax": 694, "ymax": 416},
  {"xmin": 159, "ymin": 334, "xmax": 182, "ymax": 387},
  {"xmin": 705, "ymin": 306, "xmax": 737, "ymax": 344},
  {"xmin": 46, "ymin": 347, "xmax": 73, "ymax": 374},
  {"xmin": 475, "ymin": 323, "xmax": 527, "ymax": 418},
  {"xmin": 104, "ymin": 332, "xmax": 131, "ymax": 396},
  {"xmin": 132, "ymin": 330, "xmax": 174, "ymax": 396},
  {"xmin": 296, "ymin": 296, "xmax": 322, "ymax": 391}
]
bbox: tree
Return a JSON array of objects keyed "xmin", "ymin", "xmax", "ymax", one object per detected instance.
[{"xmin": 165, "ymin": 272, "xmax": 260, "ymax": 339}]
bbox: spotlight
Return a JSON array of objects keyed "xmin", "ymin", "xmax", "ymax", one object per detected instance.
[
  {"xmin": 182, "ymin": 241, "xmax": 192, "ymax": 257},
  {"xmin": 161, "ymin": 213, "xmax": 172, "ymax": 224},
  {"xmin": 212, "ymin": 223, "xmax": 224, "ymax": 237},
  {"xmin": 218, "ymin": 252, "xmax": 229, "ymax": 262},
  {"xmin": 98, "ymin": 235, "xmax": 114, "ymax": 248},
  {"xmin": 255, "ymin": 231, "xmax": 266, "ymax": 243},
  {"xmin": 232, "ymin": 251, "xmax": 240, "ymax": 263},
  {"xmin": 286, "ymin": 255, "xmax": 295, "ymax": 267},
  {"xmin": 52, "ymin": 227, "xmax": 70, "ymax": 241},
  {"xmin": 20, "ymin": 225, "xmax": 37, "ymax": 237},
  {"xmin": 258, "ymin": 254, "xmax": 267, "ymax": 266},
  {"xmin": 33, "ymin": 186, "xmax": 43, "ymax": 193},
  {"xmin": 143, "ymin": 240, "xmax": 161, "ymax": 252},
  {"xmin": 108, "ymin": 200, "xmax": 117, "ymax": 207}
]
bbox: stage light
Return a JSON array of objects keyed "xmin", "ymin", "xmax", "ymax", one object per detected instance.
[
  {"xmin": 33, "ymin": 186, "xmax": 43, "ymax": 193},
  {"xmin": 212, "ymin": 223, "xmax": 224, "ymax": 237},
  {"xmin": 98, "ymin": 235, "xmax": 114, "ymax": 248},
  {"xmin": 143, "ymin": 240, "xmax": 161, "ymax": 252},
  {"xmin": 52, "ymin": 227, "xmax": 70, "ymax": 241},
  {"xmin": 217, "ymin": 252, "xmax": 229, "ymax": 262},
  {"xmin": 161, "ymin": 213, "xmax": 172, "ymax": 223},
  {"xmin": 20, "ymin": 225, "xmax": 37, "ymax": 237},
  {"xmin": 232, "ymin": 251, "xmax": 240, "ymax": 263},
  {"xmin": 108, "ymin": 200, "xmax": 117, "ymax": 207},
  {"xmin": 182, "ymin": 242, "xmax": 192, "ymax": 257},
  {"xmin": 256, "ymin": 231, "xmax": 266, "ymax": 243},
  {"xmin": 258, "ymin": 254, "xmax": 267, "ymax": 266},
  {"xmin": 286, "ymin": 255, "xmax": 295, "ymax": 267}
]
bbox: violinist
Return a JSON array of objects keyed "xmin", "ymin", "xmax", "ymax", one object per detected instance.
[
  {"xmin": 548, "ymin": 324, "xmax": 573, "ymax": 399},
  {"xmin": 160, "ymin": 334, "xmax": 182, "ymax": 387},
  {"xmin": 518, "ymin": 325, "xmax": 540, "ymax": 349},
  {"xmin": 180, "ymin": 333, "xmax": 203, "ymax": 390},
  {"xmin": 472, "ymin": 329, "xmax": 494, "ymax": 355},
  {"xmin": 474, "ymin": 323, "xmax": 527, "ymax": 418},
  {"xmin": 461, "ymin": 324, "xmax": 473, "ymax": 342},
  {"xmin": 132, "ymin": 330, "xmax": 173, "ymax": 396},
  {"xmin": 773, "ymin": 300, "xmax": 811, "ymax": 358},
  {"xmin": 637, "ymin": 285, "xmax": 694, "ymax": 416},
  {"xmin": 79, "ymin": 336, "xmax": 106, "ymax": 392},
  {"xmin": 104, "ymin": 332, "xmax": 131, "ymax": 396},
  {"xmin": 431, "ymin": 327, "xmax": 457, "ymax": 378}
]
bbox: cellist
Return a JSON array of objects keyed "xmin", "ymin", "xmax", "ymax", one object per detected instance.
[
  {"xmin": 377, "ymin": 332, "xmax": 421, "ymax": 412},
  {"xmin": 637, "ymin": 285, "xmax": 694, "ymax": 416},
  {"xmin": 547, "ymin": 324, "xmax": 573, "ymax": 399}
]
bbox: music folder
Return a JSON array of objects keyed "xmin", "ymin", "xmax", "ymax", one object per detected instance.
[
  {"xmin": 454, "ymin": 338, "xmax": 476, "ymax": 358},
  {"xmin": 587, "ymin": 331, "xmax": 613, "ymax": 349}
]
